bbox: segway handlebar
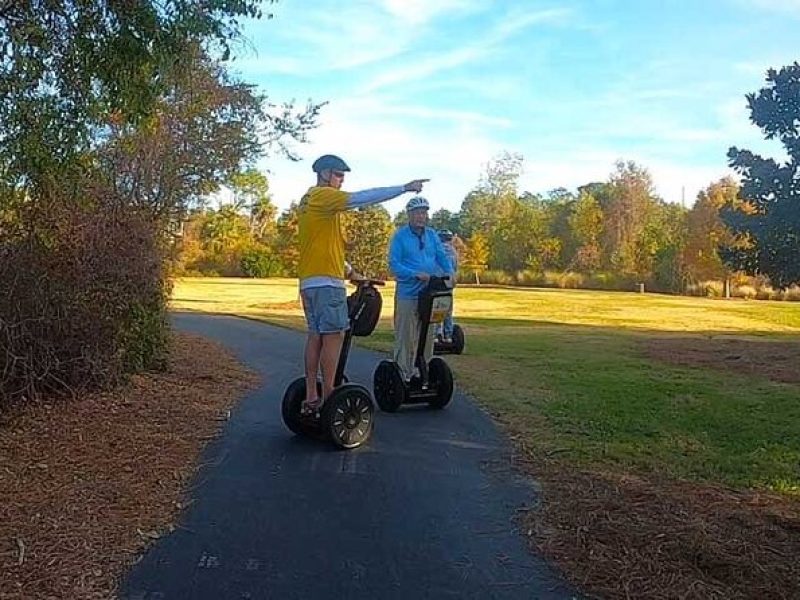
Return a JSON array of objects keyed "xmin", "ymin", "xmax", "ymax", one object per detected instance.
[{"xmin": 350, "ymin": 277, "xmax": 385, "ymax": 287}]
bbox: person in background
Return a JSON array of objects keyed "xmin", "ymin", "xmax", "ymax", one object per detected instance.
[{"xmin": 435, "ymin": 229, "xmax": 458, "ymax": 342}]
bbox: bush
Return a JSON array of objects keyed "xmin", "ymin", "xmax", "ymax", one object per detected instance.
[
  {"xmin": 734, "ymin": 284, "xmax": 757, "ymax": 299},
  {"xmin": 240, "ymin": 245, "xmax": 281, "ymax": 278},
  {"xmin": 1, "ymin": 196, "xmax": 169, "ymax": 405},
  {"xmin": 479, "ymin": 270, "xmax": 515, "ymax": 286},
  {"xmin": 516, "ymin": 270, "xmax": 545, "ymax": 287},
  {"xmin": 555, "ymin": 271, "xmax": 584, "ymax": 289},
  {"xmin": 782, "ymin": 286, "xmax": 800, "ymax": 301}
]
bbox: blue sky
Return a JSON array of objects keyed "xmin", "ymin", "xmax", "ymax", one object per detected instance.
[{"xmin": 227, "ymin": 0, "xmax": 799, "ymax": 216}]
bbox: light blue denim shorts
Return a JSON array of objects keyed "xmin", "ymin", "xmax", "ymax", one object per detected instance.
[{"xmin": 300, "ymin": 286, "xmax": 349, "ymax": 334}]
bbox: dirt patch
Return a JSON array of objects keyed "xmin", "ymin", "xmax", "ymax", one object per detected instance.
[
  {"xmin": 642, "ymin": 336, "xmax": 800, "ymax": 385},
  {"xmin": 0, "ymin": 332, "xmax": 259, "ymax": 599},
  {"xmin": 514, "ymin": 453, "xmax": 800, "ymax": 600}
]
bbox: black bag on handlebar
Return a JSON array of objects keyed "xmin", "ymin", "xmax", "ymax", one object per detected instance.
[{"xmin": 347, "ymin": 285, "xmax": 382, "ymax": 337}]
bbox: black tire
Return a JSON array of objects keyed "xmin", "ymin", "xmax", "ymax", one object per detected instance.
[
  {"xmin": 322, "ymin": 384, "xmax": 375, "ymax": 449},
  {"xmin": 428, "ymin": 357, "xmax": 454, "ymax": 409},
  {"xmin": 373, "ymin": 360, "xmax": 406, "ymax": 412},
  {"xmin": 281, "ymin": 377, "xmax": 323, "ymax": 437},
  {"xmin": 451, "ymin": 324, "xmax": 465, "ymax": 355}
]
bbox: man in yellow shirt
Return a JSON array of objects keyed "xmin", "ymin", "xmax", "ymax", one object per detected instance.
[{"xmin": 298, "ymin": 154, "xmax": 428, "ymax": 414}]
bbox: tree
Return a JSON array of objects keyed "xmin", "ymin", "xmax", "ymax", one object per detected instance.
[
  {"xmin": 429, "ymin": 208, "xmax": 460, "ymax": 233},
  {"xmin": 723, "ymin": 62, "xmax": 800, "ymax": 288},
  {"xmin": 0, "ymin": 1, "xmax": 274, "ymax": 189},
  {"xmin": 462, "ymin": 233, "xmax": 489, "ymax": 284},
  {"xmin": 601, "ymin": 160, "xmax": 660, "ymax": 276},
  {"xmin": 459, "ymin": 151, "xmax": 523, "ymax": 238},
  {"xmin": 99, "ymin": 44, "xmax": 276, "ymax": 227},
  {"xmin": 488, "ymin": 196, "xmax": 554, "ymax": 272},
  {"xmin": 393, "ymin": 210, "xmax": 408, "ymax": 228},
  {"xmin": 682, "ymin": 178, "xmax": 740, "ymax": 282},
  {"xmin": 567, "ymin": 192, "xmax": 604, "ymax": 271},
  {"xmin": 229, "ymin": 169, "xmax": 277, "ymax": 241},
  {"xmin": 275, "ymin": 202, "xmax": 301, "ymax": 275},
  {"xmin": 343, "ymin": 206, "xmax": 394, "ymax": 278}
]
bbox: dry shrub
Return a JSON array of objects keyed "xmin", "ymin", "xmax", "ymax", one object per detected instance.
[
  {"xmin": 733, "ymin": 284, "xmax": 758, "ymax": 299},
  {"xmin": 781, "ymin": 285, "xmax": 800, "ymax": 301},
  {"xmin": 0, "ymin": 190, "xmax": 169, "ymax": 405}
]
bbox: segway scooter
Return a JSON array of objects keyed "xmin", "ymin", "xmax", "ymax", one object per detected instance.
[
  {"xmin": 434, "ymin": 323, "xmax": 465, "ymax": 355},
  {"xmin": 282, "ymin": 279, "xmax": 384, "ymax": 449},
  {"xmin": 373, "ymin": 276, "xmax": 454, "ymax": 411}
]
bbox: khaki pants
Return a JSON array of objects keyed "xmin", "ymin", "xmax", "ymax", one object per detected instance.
[{"xmin": 393, "ymin": 295, "xmax": 435, "ymax": 382}]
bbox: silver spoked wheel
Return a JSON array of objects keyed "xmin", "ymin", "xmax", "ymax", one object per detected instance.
[{"xmin": 323, "ymin": 384, "xmax": 374, "ymax": 449}]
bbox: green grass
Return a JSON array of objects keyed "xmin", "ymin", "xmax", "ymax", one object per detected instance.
[{"xmin": 172, "ymin": 277, "xmax": 800, "ymax": 495}]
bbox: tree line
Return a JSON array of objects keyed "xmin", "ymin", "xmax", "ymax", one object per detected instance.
[{"xmin": 179, "ymin": 58, "xmax": 799, "ymax": 303}]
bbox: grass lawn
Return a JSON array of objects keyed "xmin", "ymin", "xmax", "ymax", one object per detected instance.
[{"xmin": 171, "ymin": 277, "xmax": 800, "ymax": 495}]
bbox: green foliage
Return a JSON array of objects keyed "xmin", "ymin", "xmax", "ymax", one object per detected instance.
[
  {"xmin": 460, "ymin": 151, "xmax": 524, "ymax": 238},
  {"xmin": 429, "ymin": 208, "xmax": 460, "ymax": 233},
  {"xmin": 343, "ymin": 205, "xmax": 393, "ymax": 278},
  {"xmin": 0, "ymin": 0, "xmax": 274, "ymax": 186},
  {"xmin": 723, "ymin": 62, "xmax": 800, "ymax": 288},
  {"xmin": 602, "ymin": 160, "xmax": 660, "ymax": 276},
  {"xmin": 123, "ymin": 298, "xmax": 171, "ymax": 373},
  {"xmin": 567, "ymin": 192, "xmax": 604, "ymax": 270},
  {"xmin": 274, "ymin": 202, "xmax": 300, "ymax": 276},
  {"xmin": 241, "ymin": 245, "xmax": 282, "ymax": 278},
  {"xmin": 229, "ymin": 169, "xmax": 278, "ymax": 242}
]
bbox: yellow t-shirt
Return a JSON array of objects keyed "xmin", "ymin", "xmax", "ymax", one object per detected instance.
[{"xmin": 297, "ymin": 186, "xmax": 349, "ymax": 280}]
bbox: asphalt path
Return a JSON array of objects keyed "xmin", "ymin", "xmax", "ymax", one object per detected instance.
[{"xmin": 119, "ymin": 312, "xmax": 577, "ymax": 600}]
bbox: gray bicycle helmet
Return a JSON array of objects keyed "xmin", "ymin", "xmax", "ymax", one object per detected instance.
[{"xmin": 312, "ymin": 154, "xmax": 351, "ymax": 173}]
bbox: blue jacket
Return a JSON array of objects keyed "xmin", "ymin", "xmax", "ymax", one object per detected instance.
[{"xmin": 389, "ymin": 225, "xmax": 454, "ymax": 299}]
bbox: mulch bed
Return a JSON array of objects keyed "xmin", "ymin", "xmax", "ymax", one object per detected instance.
[
  {"xmin": 0, "ymin": 332, "xmax": 259, "ymax": 599},
  {"xmin": 519, "ymin": 460, "xmax": 800, "ymax": 599}
]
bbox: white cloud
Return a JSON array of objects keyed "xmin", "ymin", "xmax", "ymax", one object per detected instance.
[
  {"xmin": 359, "ymin": 45, "xmax": 488, "ymax": 92},
  {"xmin": 261, "ymin": 98, "xmax": 504, "ymax": 215}
]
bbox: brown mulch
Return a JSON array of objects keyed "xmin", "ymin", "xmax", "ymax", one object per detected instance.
[
  {"xmin": 0, "ymin": 332, "xmax": 260, "ymax": 600},
  {"xmin": 516, "ymin": 457, "xmax": 800, "ymax": 600},
  {"xmin": 642, "ymin": 335, "xmax": 800, "ymax": 385}
]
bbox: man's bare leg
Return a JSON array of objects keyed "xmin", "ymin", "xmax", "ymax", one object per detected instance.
[{"xmin": 304, "ymin": 334, "xmax": 322, "ymax": 407}]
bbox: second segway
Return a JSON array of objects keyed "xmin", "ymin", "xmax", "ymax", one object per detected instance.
[
  {"xmin": 282, "ymin": 279, "xmax": 384, "ymax": 449},
  {"xmin": 434, "ymin": 323, "xmax": 465, "ymax": 355},
  {"xmin": 373, "ymin": 275, "xmax": 454, "ymax": 411}
]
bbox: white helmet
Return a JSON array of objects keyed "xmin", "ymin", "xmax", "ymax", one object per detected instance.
[{"xmin": 405, "ymin": 196, "xmax": 430, "ymax": 212}]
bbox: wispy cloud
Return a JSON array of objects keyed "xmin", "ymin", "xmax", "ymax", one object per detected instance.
[
  {"xmin": 380, "ymin": 0, "xmax": 483, "ymax": 25},
  {"xmin": 359, "ymin": 7, "xmax": 576, "ymax": 93}
]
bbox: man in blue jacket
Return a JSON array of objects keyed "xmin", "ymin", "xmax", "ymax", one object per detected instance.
[{"xmin": 388, "ymin": 197, "xmax": 455, "ymax": 383}]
